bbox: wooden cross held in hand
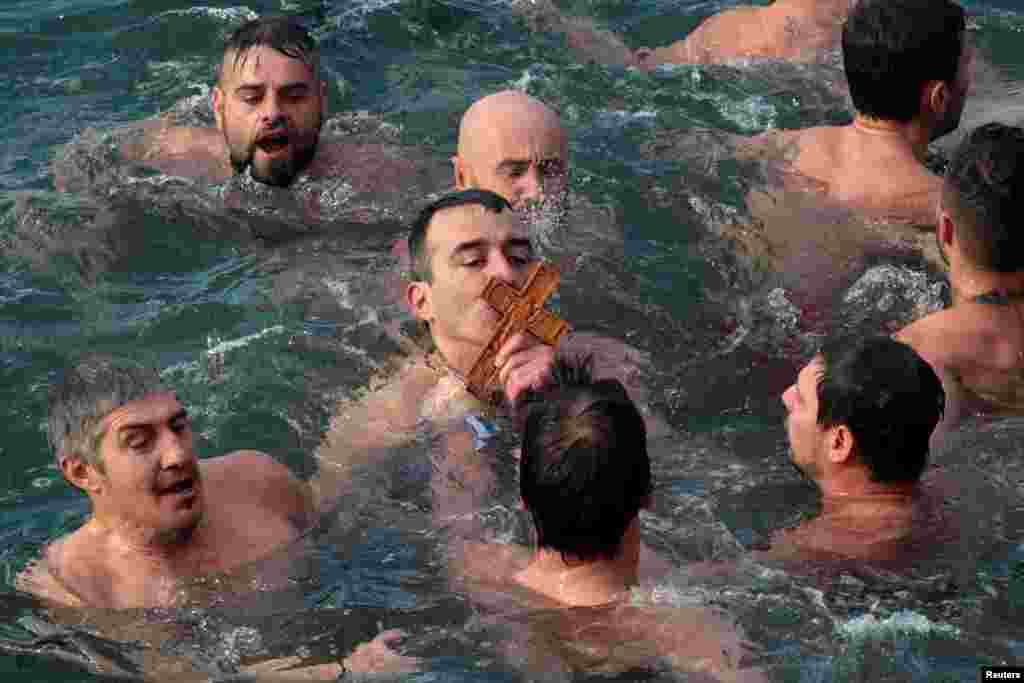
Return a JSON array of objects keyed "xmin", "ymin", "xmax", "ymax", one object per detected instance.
[{"xmin": 465, "ymin": 262, "xmax": 571, "ymax": 402}]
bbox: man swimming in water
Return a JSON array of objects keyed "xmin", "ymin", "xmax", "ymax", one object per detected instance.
[
  {"xmin": 517, "ymin": 0, "xmax": 852, "ymax": 66},
  {"xmin": 896, "ymin": 123, "xmax": 1024, "ymax": 427},
  {"xmin": 56, "ymin": 16, "xmax": 447, "ymax": 203},
  {"xmin": 92, "ymin": 17, "xmax": 326, "ymax": 187},
  {"xmin": 16, "ymin": 355, "xmax": 414, "ymax": 676},
  {"xmin": 746, "ymin": 0, "xmax": 971, "ymax": 224},
  {"xmin": 452, "ymin": 90, "xmax": 568, "ymax": 213},
  {"xmin": 17, "ymin": 356, "xmax": 314, "ymax": 608},
  {"xmin": 770, "ymin": 336, "xmax": 953, "ymax": 564},
  {"xmin": 314, "ymin": 190, "xmax": 559, "ymax": 503},
  {"xmin": 449, "ymin": 357, "xmax": 764, "ymax": 681}
]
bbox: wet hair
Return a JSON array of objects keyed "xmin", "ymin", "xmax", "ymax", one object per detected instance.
[
  {"xmin": 816, "ymin": 337, "xmax": 944, "ymax": 483},
  {"xmin": 407, "ymin": 189, "xmax": 513, "ymax": 282},
  {"xmin": 48, "ymin": 355, "xmax": 166, "ymax": 473},
  {"xmin": 520, "ymin": 356, "xmax": 651, "ymax": 561},
  {"xmin": 941, "ymin": 123, "xmax": 1024, "ymax": 272},
  {"xmin": 220, "ymin": 17, "xmax": 320, "ymax": 82},
  {"xmin": 842, "ymin": 0, "xmax": 966, "ymax": 123}
]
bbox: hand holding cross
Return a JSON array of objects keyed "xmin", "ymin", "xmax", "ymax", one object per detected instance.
[{"xmin": 464, "ymin": 262, "xmax": 571, "ymax": 402}]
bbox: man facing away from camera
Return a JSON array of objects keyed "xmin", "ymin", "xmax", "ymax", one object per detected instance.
[
  {"xmin": 449, "ymin": 357, "xmax": 765, "ymax": 682},
  {"xmin": 896, "ymin": 123, "xmax": 1024, "ymax": 428}
]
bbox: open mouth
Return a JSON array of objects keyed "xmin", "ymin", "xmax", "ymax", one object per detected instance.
[
  {"xmin": 256, "ymin": 133, "xmax": 290, "ymax": 154},
  {"xmin": 160, "ymin": 477, "xmax": 195, "ymax": 496}
]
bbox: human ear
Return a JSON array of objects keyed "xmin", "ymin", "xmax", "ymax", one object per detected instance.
[
  {"xmin": 60, "ymin": 455, "xmax": 104, "ymax": 495},
  {"xmin": 406, "ymin": 280, "xmax": 432, "ymax": 322},
  {"xmin": 926, "ymin": 80, "xmax": 950, "ymax": 119},
  {"xmin": 938, "ymin": 210, "xmax": 956, "ymax": 250},
  {"xmin": 212, "ymin": 86, "xmax": 226, "ymax": 132},
  {"xmin": 452, "ymin": 156, "xmax": 468, "ymax": 190},
  {"xmin": 827, "ymin": 425, "xmax": 855, "ymax": 464}
]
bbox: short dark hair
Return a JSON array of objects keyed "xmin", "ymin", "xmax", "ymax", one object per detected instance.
[
  {"xmin": 942, "ymin": 123, "xmax": 1024, "ymax": 272},
  {"xmin": 407, "ymin": 189, "xmax": 513, "ymax": 282},
  {"xmin": 220, "ymin": 17, "xmax": 319, "ymax": 82},
  {"xmin": 520, "ymin": 356, "xmax": 651, "ymax": 562},
  {"xmin": 49, "ymin": 356, "xmax": 166, "ymax": 473},
  {"xmin": 816, "ymin": 337, "xmax": 944, "ymax": 483},
  {"xmin": 842, "ymin": 0, "xmax": 966, "ymax": 122}
]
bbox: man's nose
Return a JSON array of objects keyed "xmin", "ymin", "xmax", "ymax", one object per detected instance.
[
  {"xmin": 517, "ymin": 165, "xmax": 544, "ymax": 204},
  {"xmin": 160, "ymin": 431, "xmax": 192, "ymax": 469},
  {"xmin": 260, "ymin": 93, "xmax": 284, "ymax": 126},
  {"xmin": 486, "ymin": 252, "xmax": 521, "ymax": 286}
]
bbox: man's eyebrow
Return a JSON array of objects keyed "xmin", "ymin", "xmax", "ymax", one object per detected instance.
[
  {"xmin": 496, "ymin": 159, "xmax": 530, "ymax": 172},
  {"xmin": 505, "ymin": 237, "xmax": 533, "ymax": 251},
  {"xmin": 116, "ymin": 409, "xmax": 188, "ymax": 432},
  {"xmin": 235, "ymin": 83, "xmax": 266, "ymax": 93},
  {"xmin": 450, "ymin": 239, "xmax": 488, "ymax": 258},
  {"xmin": 279, "ymin": 82, "xmax": 312, "ymax": 93}
]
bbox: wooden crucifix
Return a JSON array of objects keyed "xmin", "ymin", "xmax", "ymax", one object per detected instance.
[{"xmin": 464, "ymin": 262, "xmax": 571, "ymax": 402}]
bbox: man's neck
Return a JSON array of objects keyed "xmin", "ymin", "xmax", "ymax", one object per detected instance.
[
  {"xmin": 88, "ymin": 511, "xmax": 204, "ymax": 572},
  {"xmin": 851, "ymin": 114, "xmax": 932, "ymax": 163},
  {"xmin": 817, "ymin": 473, "xmax": 919, "ymax": 519},
  {"xmin": 518, "ymin": 521, "xmax": 642, "ymax": 607},
  {"xmin": 432, "ymin": 335, "xmax": 483, "ymax": 380},
  {"xmin": 951, "ymin": 264, "xmax": 1024, "ymax": 306}
]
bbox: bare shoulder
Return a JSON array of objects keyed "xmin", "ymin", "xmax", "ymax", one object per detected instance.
[
  {"xmin": 115, "ymin": 121, "xmax": 229, "ymax": 181},
  {"xmin": 202, "ymin": 451, "xmax": 313, "ymax": 528},
  {"xmin": 651, "ymin": 6, "xmax": 771, "ymax": 64},
  {"xmin": 896, "ymin": 306, "xmax": 1001, "ymax": 367},
  {"xmin": 450, "ymin": 540, "xmax": 530, "ymax": 585},
  {"xmin": 16, "ymin": 538, "xmax": 86, "ymax": 607}
]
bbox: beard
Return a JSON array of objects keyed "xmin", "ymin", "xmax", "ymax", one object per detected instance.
[{"xmin": 226, "ymin": 116, "xmax": 322, "ymax": 187}]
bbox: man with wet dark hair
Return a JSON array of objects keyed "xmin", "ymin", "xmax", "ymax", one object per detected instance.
[
  {"xmin": 99, "ymin": 16, "xmax": 329, "ymax": 188},
  {"xmin": 746, "ymin": 0, "xmax": 971, "ymax": 223},
  {"xmin": 450, "ymin": 357, "xmax": 764, "ymax": 681},
  {"xmin": 897, "ymin": 123, "xmax": 1024, "ymax": 424},
  {"xmin": 773, "ymin": 336, "xmax": 951, "ymax": 562},
  {"xmin": 519, "ymin": 358, "xmax": 651, "ymax": 568},
  {"xmin": 314, "ymin": 189, "xmax": 559, "ymax": 504},
  {"xmin": 406, "ymin": 189, "xmax": 514, "ymax": 283}
]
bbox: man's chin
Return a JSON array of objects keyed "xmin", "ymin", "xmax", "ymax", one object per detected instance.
[
  {"xmin": 155, "ymin": 511, "xmax": 202, "ymax": 546},
  {"xmin": 251, "ymin": 157, "xmax": 300, "ymax": 187}
]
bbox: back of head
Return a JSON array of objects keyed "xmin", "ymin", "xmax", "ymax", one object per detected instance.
[
  {"xmin": 842, "ymin": 0, "xmax": 965, "ymax": 122},
  {"xmin": 520, "ymin": 357, "xmax": 650, "ymax": 561},
  {"xmin": 817, "ymin": 337, "xmax": 944, "ymax": 483},
  {"xmin": 942, "ymin": 123, "xmax": 1024, "ymax": 272},
  {"xmin": 221, "ymin": 16, "xmax": 319, "ymax": 82},
  {"xmin": 49, "ymin": 355, "xmax": 165, "ymax": 473},
  {"xmin": 407, "ymin": 189, "xmax": 512, "ymax": 282}
]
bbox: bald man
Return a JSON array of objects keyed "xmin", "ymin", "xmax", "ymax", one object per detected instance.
[{"xmin": 452, "ymin": 90, "xmax": 568, "ymax": 210}]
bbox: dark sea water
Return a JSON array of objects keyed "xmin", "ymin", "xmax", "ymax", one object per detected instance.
[{"xmin": 2, "ymin": 0, "xmax": 1024, "ymax": 681}]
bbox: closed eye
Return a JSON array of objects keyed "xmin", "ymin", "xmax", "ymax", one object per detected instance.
[{"xmin": 170, "ymin": 416, "xmax": 191, "ymax": 434}]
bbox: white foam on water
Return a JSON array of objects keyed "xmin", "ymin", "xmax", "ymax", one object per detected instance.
[
  {"xmin": 837, "ymin": 610, "xmax": 960, "ymax": 640},
  {"xmin": 157, "ymin": 6, "xmax": 259, "ymax": 22},
  {"xmin": 594, "ymin": 109, "xmax": 658, "ymax": 128},
  {"xmin": 843, "ymin": 264, "xmax": 947, "ymax": 317},
  {"xmin": 159, "ymin": 326, "xmax": 285, "ymax": 381},
  {"xmin": 205, "ymin": 325, "xmax": 284, "ymax": 357},
  {"xmin": 326, "ymin": 0, "xmax": 406, "ymax": 31}
]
